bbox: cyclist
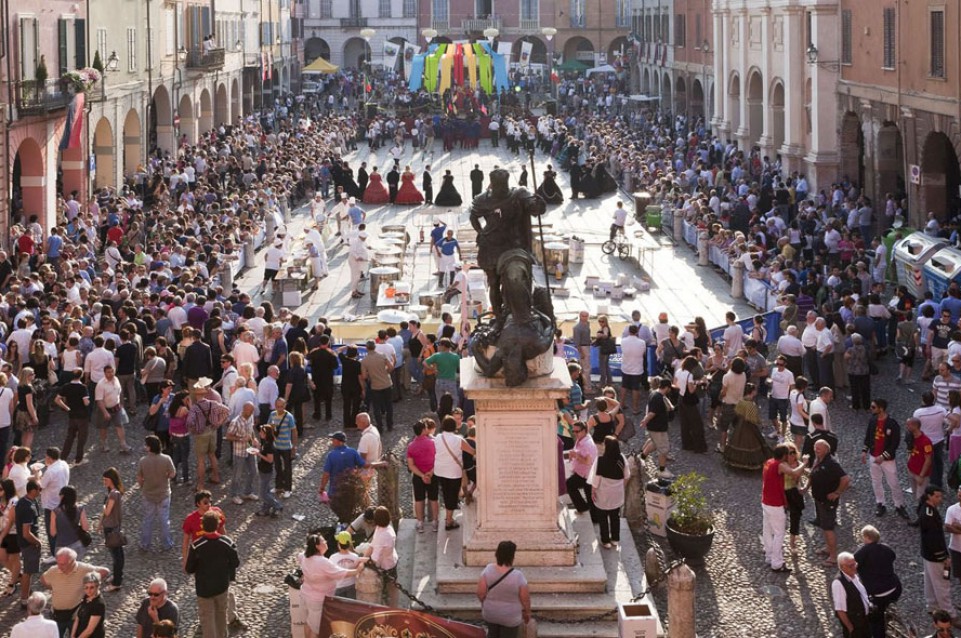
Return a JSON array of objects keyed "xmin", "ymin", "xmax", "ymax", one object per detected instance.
[{"xmin": 610, "ymin": 200, "xmax": 628, "ymax": 241}]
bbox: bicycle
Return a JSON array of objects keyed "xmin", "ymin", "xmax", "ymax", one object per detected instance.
[{"xmin": 601, "ymin": 230, "xmax": 632, "ymax": 261}]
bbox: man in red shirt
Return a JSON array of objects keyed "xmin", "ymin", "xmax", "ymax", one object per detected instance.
[
  {"xmin": 761, "ymin": 444, "xmax": 807, "ymax": 573},
  {"xmin": 181, "ymin": 490, "xmax": 226, "ymax": 568},
  {"xmin": 906, "ymin": 417, "xmax": 934, "ymax": 508}
]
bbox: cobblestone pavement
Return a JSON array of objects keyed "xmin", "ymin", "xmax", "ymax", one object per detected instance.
[{"xmin": 639, "ymin": 357, "xmax": 938, "ymax": 638}]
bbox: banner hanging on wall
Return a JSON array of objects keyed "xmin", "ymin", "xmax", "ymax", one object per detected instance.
[{"xmin": 320, "ymin": 596, "xmax": 486, "ymax": 638}]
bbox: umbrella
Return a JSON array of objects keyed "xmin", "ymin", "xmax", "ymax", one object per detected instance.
[
  {"xmin": 303, "ymin": 57, "xmax": 340, "ymax": 74},
  {"xmin": 555, "ymin": 59, "xmax": 590, "ymax": 72},
  {"xmin": 586, "ymin": 64, "xmax": 616, "ymax": 76}
]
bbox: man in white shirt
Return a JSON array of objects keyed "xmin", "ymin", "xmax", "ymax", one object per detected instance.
[
  {"xmin": 10, "ymin": 592, "xmax": 60, "ymax": 638},
  {"xmin": 815, "ymin": 317, "xmax": 835, "ymax": 391},
  {"xmin": 809, "ymin": 387, "xmax": 833, "ymax": 433},
  {"xmin": 722, "ymin": 312, "xmax": 744, "ymax": 359},
  {"xmin": 800, "ymin": 311, "xmax": 821, "ymax": 387},
  {"xmin": 619, "ymin": 324, "xmax": 648, "ymax": 413},
  {"xmin": 767, "ymin": 356, "xmax": 795, "ymax": 434},
  {"xmin": 83, "ymin": 336, "xmax": 115, "ymax": 387},
  {"xmin": 166, "ymin": 299, "xmax": 188, "ymax": 340},
  {"xmin": 95, "ymin": 366, "xmax": 131, "ymax": 453},
  {"xmin": 831, "ymin": 552, "xmax": 872, "ymax": 638},
  {"xmin": 776, "ymin": 325, "xmax": 805, "ymax": 380},
  {"xmin": 356, "ymin": 412, "xmax": 384, "ymax": 485},
  {"xmin": 259, "ymin": 239, "xmax": 286, "ymax": 297},
  {"xmin": 39, "ymin": 448, "xmax": 69, "ymax": 556},
  {"xmin": 610, "ymin": 201, "xmax": 628, "ymax": 241},
  {"xmin": 256, "ymin": 366, "xmax": 280, "ymax": 424},
  {"xmin": 915, "ymin": 391, "xmax": 948, "ymax": 488},
  {"xmin": 7, "ymin": 317, "xmax": 34, "ymax": 365}
]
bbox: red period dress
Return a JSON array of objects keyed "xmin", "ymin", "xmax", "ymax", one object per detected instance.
[
  {"xmin": 363, "ymin": 172, "xmax": 391, "ymax": 204},
  {"xmin": 394, "ymin": 171, "xmax": 424, "ymax": 205}
]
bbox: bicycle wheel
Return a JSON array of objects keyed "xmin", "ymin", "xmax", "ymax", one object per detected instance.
[
  {"xmin": 617, "ymin": 242, "xmax": 631, "ymax": 260},
  {"xmin": 601, "ymin": 240, "xmax": 616, "ymax": 255}
]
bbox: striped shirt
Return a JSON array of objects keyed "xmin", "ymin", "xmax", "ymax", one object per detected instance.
[{"xmin": 269, "ymin": 410, "xmax": 296, "ymax": 451}]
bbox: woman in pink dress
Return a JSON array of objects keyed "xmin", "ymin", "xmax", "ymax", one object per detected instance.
[
  {"xmin": 363, "ymin": 167, "xmax": 391, "ymax": 204},
  {"xmin": 394, "ymin": 165, "xmax": 424, "ymax": 205}
]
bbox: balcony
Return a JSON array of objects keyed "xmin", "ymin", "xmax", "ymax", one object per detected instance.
[
  {"xmin": 431, "ymin": 18, "xmax": 449, "ymax": 30},
  {"xmin": 16, "ymin": 80, "xmax": 72, "ymax": 117},
  {"xmin": 462, "ymin": 17, "xmax": 501, "ymax": 32},
  {"xmin": 519, "ymin": 18, "xmax": 539, "ymax": 31},
  {"xmin": 186, "ymin": 47, "xmax": 226, "ymax": 71},
  {"xmin": 340, "ymin": 17, "xmax": 368, "ymax": 28}
]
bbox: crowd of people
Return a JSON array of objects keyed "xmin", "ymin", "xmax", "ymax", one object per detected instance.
[{"xmin": 3, "ymin": 63, "xmax": 961, "ymax": 638}]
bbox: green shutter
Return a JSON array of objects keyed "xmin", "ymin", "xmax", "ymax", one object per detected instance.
[
  {"xmin": 58, "ymin": 18, "xmax": 68, "ymax": 75},
  {"xmin": 75, "ymin": 19, "xmax": 86, "ymax": 69}
]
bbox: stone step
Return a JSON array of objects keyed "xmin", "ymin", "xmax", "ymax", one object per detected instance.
[
  {"xmin": 535, "ymin": 621, "xmax": 622, "ymax": 638},
  {"xmin": 409, "ymin": 590, "xmax": 623, "ymax": 621},
  {"xmin": 427, "ymin": 506, "xmax": 609, "ymax": 594}
]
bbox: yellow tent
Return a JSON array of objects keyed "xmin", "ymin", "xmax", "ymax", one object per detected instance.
[{"xmin": 303, "ymin": 57, "xmax": 339, "ymax": 74}]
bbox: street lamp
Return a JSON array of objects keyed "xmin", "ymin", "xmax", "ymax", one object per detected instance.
[
  {"xmin": 542, "ymin": 27, "xmax": 556, "ymax": 101},
  {"xmin": 105, "ymin": 51, "xmax": 120, "ymax": 72},
  {"xmin": 422, "ymin": 27, "xmax": 437, "ymax": 46},
  {"xmin": 360, "ymin": 28, "xmax": 376, "ymax": 114}
]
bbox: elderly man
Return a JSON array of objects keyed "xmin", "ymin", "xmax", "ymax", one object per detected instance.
[
  {"xmin": 227, "ymin": 402, "xmax": 259, "ymax": 505},
  {"xmin": 810, "ymin": 438, "xmax": 851, "ymax": 565},
  {"xmin": 815, "ymin": 317, "xmax": 836, "ymax": 391},
  {"xmin": 10, "ymin": 592, "xmax": 60, "ymax": 638},
  {"xmin": 319, "ymin": 431, "xmax": 366, "ymax": 503},
  {"xmin": 801, "ymin": 311, "xmax": 821, "ymax": 387},
  {"xmin": 571, "ymin": 311, "xmax": 594, "ymax": 393},
  {"xmin": 186, "ymin": 382, "xmax": 227, "ymax": 490},
  {"xmin": 776, "ymin": 325, "xmax": 805, "ymax": 380},
  {"xmin": 135, "ymin": 578, "xmax": 180, "ymax": 638},
  {"xmin": 832, "ymin": 551, "xmax": 872, "ymax": 638},
  {"xmin": 269, "ymin": 397, "xmax": 297, "ymax": 499},
  {"xmin": 40, "ymin": 547, "xmax": 110, "ymax": 637},
  {"xmin": 356, "ymin": 412, "xmax": 386, "ymax": 485}
]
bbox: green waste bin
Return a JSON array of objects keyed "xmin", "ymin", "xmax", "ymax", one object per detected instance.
[{"xmin": 645, "ymin": 204, "xmax": 662, "ymax": 230}]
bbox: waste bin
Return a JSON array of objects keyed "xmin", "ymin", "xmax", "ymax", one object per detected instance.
[
  {"xmin": 645, "ymin": 479, "xmax": 674, "ymax": 537},
  {"xmin": 883, "ymin": 226, "xmax": 917, "ymax": 283},
  {"xmin": 923, "ymin": 246, "xmax": 961, "ymax": 302},
  {"xmin": 645, "ymin": 204, "xmax": 662, "ymax": 231},
  {"xmin": 633, "ymin": 191, "xmax": 652, "ymax": 222},
  {"xmin": 618, "ymin": 602, "xmax": 658, "ymax": 638},
  {"xmin": 892, "ymin": 232, "xmax": 946, "ymax": 299}
]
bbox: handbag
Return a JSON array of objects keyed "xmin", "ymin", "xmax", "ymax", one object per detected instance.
[
  {"xmin": 47, "ymin": 368, "xmax": 58, "ymax": 385},
  {"xmin": 105, "ymin": 529, "xmax": 128, "ymax": 548},
  {"xmin": 143, "ymin": 409, "xmax": 160, "ymax": 431},
  {"xmin": 67, "ymin": 507, "xmax": 92, "ymax": 547}
]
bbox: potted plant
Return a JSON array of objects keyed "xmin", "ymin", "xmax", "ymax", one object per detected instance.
[
  {"xmin": 31, "ymin": 55, "xmax": 48, "ymax": 102},
  {"xmin": 665, "ymin": 471, "xmax": 715, "ymax": 566}
]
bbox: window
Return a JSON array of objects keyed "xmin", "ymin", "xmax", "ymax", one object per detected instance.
[
  {"xmin": 18, "ymin": 16, "xmax": 39, "ymax": 82},
  {"xmin": 805, "ymin": 11, "xmax": 812, "ymax": 47},
  {"xmin": 653, "ymin": 14, "xmax": 660, "ymax": 41},
  {"xmin": 379, "ymin": 0, "xmax": 391, "ymax": 18},
  {"xmin": 432, "ymin": 0, "xmax": 448, "ymax": 23},
  {"xmin": 661, "ymin": 15, "xmax": 669, "ymax": 44},
  {"xmin": 841, "ymin": 10, "xmax": 852, "ymax": 64},
  {"xmin": 57, "ymin": 18, "xmax": 85, "ymax": 74},
  {"xmin": 645, "ymin": 16, "xmax": 652, "ymax": 42},
  {"xmin": 675, "ymin": 14, "xmax": 686, "ymax": 47},
  {"xmin": 96, "ymin": 28, "xmax": 108, "ymax": 64},
  {"xmin": 930, "ymin": 9, "xmax": 944, "ymax": 78},
  {"xmin": 319, "ymin": 0, "xmax": 332, "ymax": 18},
  {"xmin": 165, "ymin": 8, "xmax": 175, "ymax": 56},
  {"xmin": 883, "ymin": 7, "xmax": 895, "ymax": 69},
  {"xmin": 695, "ymin": 14, "xmax": 702, "ymax": 48},
  {"xmin": 520, "ymin": 0, "xmax": 537, "ymax": 21},
  {"xmin": 615, "ymin": 0, "xmax": 630, "ymax": 27},
  {"xmin": 127, "ymin": 27, "xmax": 137, "ymax": 71},
  {"xmin": 403, "ymin": 0, "xmax": 416, "ymax": 18},
  {"xmin": 570, "ymin": 0, "xmax": 585, "ymax": 28}
]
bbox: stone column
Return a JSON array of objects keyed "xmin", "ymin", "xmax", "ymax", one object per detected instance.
[
  {"xmin": 757, "ymin": 8, "xmax": 773, "ymax": 157},
  {"xmin": 804, "ymin": 6, "xmax": 840, "ymax": 192},
  {"xmin": 736, "ymin": 10, "xmax": 750, "ymax": 144},
  {"xmin": 711, "ymin": 10, "xmax": 726, "ymax": 136},
  {"xmin": 779, "ymin": 7, "xmax": 805, "ymax": 172},
  {"xmin": 461, "ymin": 358, "xmax": 577, "ymax": 567},
  {"xmin": 667, "ymin": 564, "xmax": 696, "ymax": 638}
]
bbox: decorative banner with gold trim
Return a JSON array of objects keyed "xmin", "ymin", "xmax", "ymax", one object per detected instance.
[{"xmin": 321, "ymin": 596, "xmax": 486, "ymax": 638}]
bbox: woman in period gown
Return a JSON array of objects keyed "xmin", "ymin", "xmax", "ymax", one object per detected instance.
[
  {"xmin": 578, "ymin": 160, "xmax": 599, "ymax": 198},
  {"xmin": 593, "ymin": 160, "xmax": 618, "ymax": 195},
  {"xmin": 434, "ymin": 170, "xmax": 463, "ymax": 207},
  {"xmin": 341, "ymin": 162, "xmax": 361, "ymax": 199},
  {"xmin": 723, "ymin": 382, "xmax": 772, "ymax": 471},
  {"xmin": 535, "ymin": 166, "xmax": 564, "ymax": 205},
  {"xmin": 363, "ymin": 168, "xmax": 391, "ymax": 204},
  {"xmin": 395, "ymin": 165, "xmax": 425, "ymax": 205}
]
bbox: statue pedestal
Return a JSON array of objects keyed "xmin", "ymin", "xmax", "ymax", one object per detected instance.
[{"xmin": 460, "ymin": 357, "xmax": 576, "ymax": 567}]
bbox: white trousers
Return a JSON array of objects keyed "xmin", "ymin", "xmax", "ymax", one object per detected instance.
[
  {"xmin": 923, "ymin": 559, "xmax": 953, "ymax": 614},
  {"xmin": 868, "ymin": 457, "xmax": 905, "ymax": 508},
  {"xmin": 761, "ymin": 504, "xmax": 787, "ymax": 569}
]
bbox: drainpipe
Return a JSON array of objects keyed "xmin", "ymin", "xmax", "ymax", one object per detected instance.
[
  {"xmin": 2, "ymin": 0, "xmax": 11, "ymax": 249},
  {"xmin": 146, "ymin": 0, "xmax": 153, "ymax": 163}
]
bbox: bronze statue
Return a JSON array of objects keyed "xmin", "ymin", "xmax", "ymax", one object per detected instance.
[{"xmin": 468, "ymin": 168, "xmax": 555, "ymax": 386}]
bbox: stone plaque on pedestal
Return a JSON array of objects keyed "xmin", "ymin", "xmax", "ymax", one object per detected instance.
[{"xmin": 460, "ymin": 357, "xmax": 577, "ymax": 567}]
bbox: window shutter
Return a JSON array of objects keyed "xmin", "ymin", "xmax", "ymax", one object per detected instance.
[
  {"xmin": 59, "ymin": 18, "xmax": 69, "ymax": 75},
  {"xmin": 75, "ymin": 19, "xmax": 86, "ymax": 69},
  {"xmin": 883, "ymin": 8, "xmax": 895, "ymax": 69},
  {"xmin": 165, "ymin": 9, "xmax": 175, "ymax": 56},
  {"xmin": 97, "ymin": 28, "xmax": 108, "ymax": 64},
  {"xmin": 127, "ymin": 27, "xmax": 137, "ymax": 71}
]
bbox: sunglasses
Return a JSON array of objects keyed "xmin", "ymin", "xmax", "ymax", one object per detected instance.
[{"xmin": 148, "ymin": 591, "xmax": 164, "ymax": 597}]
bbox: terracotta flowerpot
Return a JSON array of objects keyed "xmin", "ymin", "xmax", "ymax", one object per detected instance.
[{"xmin": 665, "ymin": 518, "xmax": 715, "ymax": 566}]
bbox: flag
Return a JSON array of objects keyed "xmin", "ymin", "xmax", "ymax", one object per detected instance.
[
  {"xmin": 497, "ymin": 41, "xmax": 512, "ymax": 57},
  {"xmin": 402, "ymin": 42, "xmax": 420, "ymax": 80},
  {"xmin": 519, "ymin": 41, "xmax": 533, "ymax": 68},
  {"xmin": 383, "ymin": 41, "xmax": 400, "ymax": 72},
  {"xmin": 59, "ymin": 92, "xmax": 85, "ymax": 150},
  {"xmin": 262, "ymin": 51, "xmax": 268, "ymax": 81}
]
